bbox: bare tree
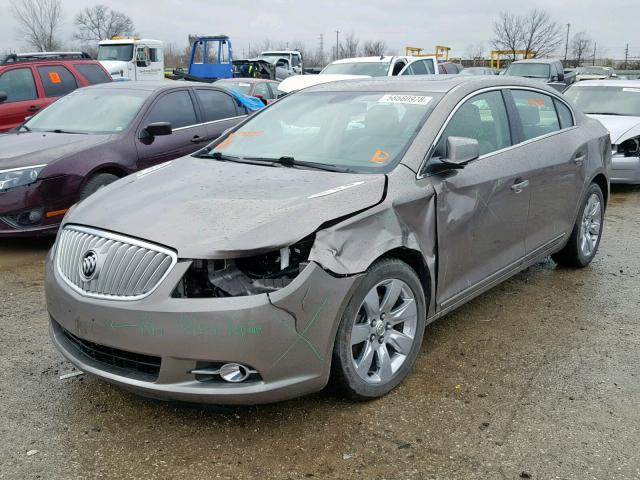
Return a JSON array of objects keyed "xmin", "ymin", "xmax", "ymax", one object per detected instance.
[
  {"xmin": 570, "ymin": 32, "xmax": 592, "ymax": 67},
  {"xmin": 491, "ymin": 11, "xmax": 523, "ymax": 60},
  {"xmin": 492, "ymin": 9, "xmax": 562, "ymax": 60},
  {"xmin": 465, "ymin": 42, "xmax": 485, "ymax": 65},
  {"xmin": 362, "ymin": 40, "xmax": 386, "ymax": 57},
  {"xmin": 10, "ymin": 0, "xmax": 63, "ymax": 51},
  {"xmin": 339, "ymin": 32, "xmax": 360, "ymax": 58},
  {"xmin": 74, "ymin": 5, "xmax": 134, "ymax": 43},
  {"xmin": 520, "ymin": 9, "xmax": 563, "ymax": 58}
]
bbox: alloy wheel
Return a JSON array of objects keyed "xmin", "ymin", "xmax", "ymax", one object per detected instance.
[{"xmin": 579, "ymin": 192, "xmax": 602, "ymax": 258}]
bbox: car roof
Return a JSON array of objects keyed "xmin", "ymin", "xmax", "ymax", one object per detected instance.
[
  {"xmin": 80, "ymin": 81, "xmax": 224, "ymax": 93},
  {"xmin": 301, "ymin": 75, "xmax": 558, "ymax": 94},
  {"xmin": 511, "ymin": 58, "xmax": 558, "ymax": 64},
  {"xmin": 329, "ymin": 56, "xmax": 419, "ymax": 65},
  {"xmin": 569, "ymin": 79, "xmax": 640, "ymax": 88}
]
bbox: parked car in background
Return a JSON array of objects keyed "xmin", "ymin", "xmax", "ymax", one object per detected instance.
[
  {"xmin": 460, "ymin": 67, "xmax": 498, "ymax": 76},
  {"xmin": 565, "ymin": 80, "xmax": 640, "ymax": 183},
  {"xmin": 575, "ymin": 66, "xmax": 616, "ymax": 82},
  {"xmin": 321, "ymin": 56, "xmax": 439, "ymax": 77},
  {"xmin": 505, "ymin": 59, "xmax": 573, "ymax": 91},
  {"xmin": 46, "ymin": 76, "xmax": 609, "ymax": 405},
  {"xmin": 437, "ymin": 61, "xmax": 464, "ymax": 74},
  {"xmin": 0, "ymin": 81, "xmax": 248, "ymax": 237},
  {"xmin": 215, "ymin": 78, "xmax": 281, "ymax": 104},
  {"xmin": 0, "ymin": 52, "xmax": 111, "ymax": 132}
]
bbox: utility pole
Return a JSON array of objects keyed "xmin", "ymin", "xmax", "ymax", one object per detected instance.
[
  {"xmin": 624, "ymin": 43, "xmax": 629, "ymax": 70},
  {"xmin": 335, "ymin": 30, "xmax": 340, "ymax": 60},
  {"xmin": 319, "ymin": 33, "xmax": 324, "ymax": 66},
  {"xmin": 564, "ymin": 23, "xmax": 570, "ymax": 61},
  {"xmin": 592, "ymin": 42, "xmax": 597, "ymax": 66}
]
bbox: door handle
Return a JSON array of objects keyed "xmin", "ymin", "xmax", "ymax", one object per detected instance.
[
  {"xmin": 511, "ymin": 179, "xmax": 529, "ymax": 194},
  {"xmin": 573, "ymin": 153, "xmax": 586, "ymax": 165},
  {"xmin": 191, "ymin": 135, "xmax": 203, "ymax": 144},
  {"xmin": 27, "ymin": 105, "xmax": 40, "ymax": 112}
]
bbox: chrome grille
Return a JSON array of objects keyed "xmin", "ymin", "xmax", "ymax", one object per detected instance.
[{"xmin": 55, "ymin": 225, "xmax": 177, "ymax": 300}]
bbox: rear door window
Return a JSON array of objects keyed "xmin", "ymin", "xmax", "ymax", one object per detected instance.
[
  {"xmin": 253, "ymin": 82, "xmax": 271, "ymax": 99},
  {"xmin": 146, "ymin": 90, "xmax": 197, "ymax": 129},
  {"xmin": 73, "ymin": 63, "xmax": 111, "ymax": 84},
  {"xmin": 435, "ymin": 90, "xmax": 512, "ymax": 157},
  {"xmin": 37, "ymin": 65, "xmax": 78, "ymax": 97},
  {"xmin": 554, "ymin": 99, "xmax": 574, "ymax": 129},
  {"xmin": 0, "ymin": 68, "xmax": 38, "ymax": 102},
  {"xmin": 511, "ymin": 90, "xmax": 561, "ymax": 140},
  {"xmin": 195, "ymin": 89, "xmax": 238, "ymax": 122}
]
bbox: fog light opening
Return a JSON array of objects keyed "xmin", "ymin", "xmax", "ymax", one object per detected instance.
[{"xmin": 219, "ymin": 363, "xmax": 251, "ymax": 383}]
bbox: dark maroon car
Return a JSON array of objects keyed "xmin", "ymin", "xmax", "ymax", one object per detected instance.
[{"xmin": 0, "ymin": 81, "xmax": 247, "ymax": 237}]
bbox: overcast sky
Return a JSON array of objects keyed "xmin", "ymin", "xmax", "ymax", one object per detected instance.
[{"xmin": 1, "ymin": 0, "xmax": 638, "ymax": 60}]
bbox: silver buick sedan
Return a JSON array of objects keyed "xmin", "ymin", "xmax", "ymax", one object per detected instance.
[{"xmin": 46, "ymin": 76, "xmax": 611, "ymax": 404}]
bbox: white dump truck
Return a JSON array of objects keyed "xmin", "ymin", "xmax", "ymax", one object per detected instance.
[{"xmin": 98, "ymin": 37, "xmax": 164, "ymax": 81}]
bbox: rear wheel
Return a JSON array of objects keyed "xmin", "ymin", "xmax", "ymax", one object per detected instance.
[
  {"xmin": 79, "ymin": 173, "xmax": 119, "ymax": 201},
  {"xmin": 552, "ymin": 183, "xmax": 604, "ymax": 268},
  {"xmin": 331, "ymin": 258, "xmax": 427, "ymax": 400}
]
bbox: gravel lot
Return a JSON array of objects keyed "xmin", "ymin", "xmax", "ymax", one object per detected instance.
[{"xmin": 1, "ymin": 186, "xmax": 639, "ymax": 480}]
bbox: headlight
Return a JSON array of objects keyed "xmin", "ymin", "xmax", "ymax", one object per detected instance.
[
  {"xmin": 173, "ymin": 235, "xmax": 315, "ymax": 298},
  {"xmin": 615, "ymin": 137, "xmax": 640, "ymax": 157},
  {"xmin": 0, "ymin": 164, "xmax": 46, "ymax": 192}
]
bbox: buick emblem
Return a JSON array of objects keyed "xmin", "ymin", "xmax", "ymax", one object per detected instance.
[{"xmin": 79, "ymin": 250, "xmax": 99, "ymax": 281}]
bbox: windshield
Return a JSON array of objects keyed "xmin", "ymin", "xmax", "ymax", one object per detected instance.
[
  {"xmin": 577, "ymin": 67, "xmax": 610, "ymax": 76},
  {"xmin": 216, "ymin": 81, "xmax": 252, "ymax": 95},
  {"xmin": 25, "ymin": 89, "xmax": 147, "ymax": 134},
  {"xmin": 206, "ymin": 91, "xmax": 440, "ymax": 173},
  {"xmin": 506, "ymin": 63, "xmax": 550, "ymax": 78},
  {"xmin": 98, "ymin": 44, "xmax": 134, "ymax": 62},
  {"xmin": 460, "ymin": 68, "xmax": 491, "ymax": 76},
  {"xmin": 322, "ymin": 62, "xmax": 390, "ymax": 77},
  {"xmin": 564, "ymin": 85, "xmax": 640, "ymax": 117}
]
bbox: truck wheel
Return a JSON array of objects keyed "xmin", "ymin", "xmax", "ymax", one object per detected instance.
[
  {"xmin": 552, "ymin": 182, "xmax": 604, "ymax": 268},
  {"xmin": 331, "ymin": 258, "xmax": 427, "ymax": 400},
  {"xmin": 79, "ymin": 173, "xmax": 119, "ymax": 201}
]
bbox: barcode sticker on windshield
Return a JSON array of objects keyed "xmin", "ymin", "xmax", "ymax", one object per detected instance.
[
  {"xmin": 623, "ymin": 88, "xmax": 640, "ymax": 93},
  {"xmin": 379, "ymin": 94, "xmax": 432, "ymax": 105}
]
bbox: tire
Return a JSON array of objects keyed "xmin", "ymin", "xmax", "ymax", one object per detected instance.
[
  {"xmin": 331, "ymin": 258, "xmax": 427, "ymax": 400},
  {"xmin": 79, "ymin": 173, "xmax": 119, "ymax": 201},
  {"xmin": 552, "ymin": 182, "xmax": 604, "ymax": 268}
]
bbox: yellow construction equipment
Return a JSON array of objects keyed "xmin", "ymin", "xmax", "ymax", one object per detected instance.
[
  {"xmin": 490, "ymin": 50, "xmax": 536, "ymax": 69},
  {"xmin": 405, "ymin": 45, "xmax": 451, "ymax": 61}
]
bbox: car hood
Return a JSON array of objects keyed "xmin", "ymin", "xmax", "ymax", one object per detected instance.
[
  {"xmin": 0, "ymin": 132, "xmax": 112, "ymax": 172},
  {"xmin": 99, "ymin": 60, "xmax": 128, "ymax": 77},
  {"xmin": 65, "ymin": 157, "xmax": 386, "ymax": 259},
  {"xmin": 588, "ymin": 114, "xmax": 640, "ymax": 144},
  {"xmin": 278, "ymin": 74, "xmax": 371, "ymax": 93}
]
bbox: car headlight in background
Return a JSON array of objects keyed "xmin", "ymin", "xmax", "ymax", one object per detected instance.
[
  {"xmin": 615, "ymin": 137, "xmax": 640, "ymax": 157},
  {"xmin": 0, "ymin": 164, "xmax": 47, "ymax": 192}
]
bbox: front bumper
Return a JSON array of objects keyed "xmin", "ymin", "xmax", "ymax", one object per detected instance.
[
  {"xmin": 46, "ymin": 250, "xmax": 361, "ymax": 404},
  {"xmin": 611, "ymin": 154, "xmax": 640, "ymax": 184}
]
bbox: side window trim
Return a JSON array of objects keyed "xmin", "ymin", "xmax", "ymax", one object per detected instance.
[{"xmin": 502, "ymin": 89, "xmax": 524, "ymax": 144}]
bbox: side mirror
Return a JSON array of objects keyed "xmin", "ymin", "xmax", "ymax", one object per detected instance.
[
  {"xmin": 0, "ymin": 91, "xmax": 7, "ymax": 103},
  {"xmin": 557, "ymin": 72, "xmax": 565, "ymax": 82},
  {"xmin": 427, "ymin": 137, "xmax": 479, "ymax": 174},
  {"xmin": 140, "ymin": 122, "xmax": 172, "ymax": 141}
]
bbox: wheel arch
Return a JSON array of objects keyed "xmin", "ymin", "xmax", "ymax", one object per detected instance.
[
  {"xmin": 590, "ymin": 173, "xmax": 609, "ymax": 209},
  {"xmin": 373, "ymin": 247, "xmax": 432, "ymax": 309}
]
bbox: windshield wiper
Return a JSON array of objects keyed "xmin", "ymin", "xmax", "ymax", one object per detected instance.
[
  {"xmin": 584, "ymin": 112, "xmax": 625, "ymax": 116},
  {"xmin": 244, "ymin": 156, "xmax": 356, "ymax": 173},
  {"xmin": 48, "ymin": 129, "xmax": 87, "ymax": 134}
]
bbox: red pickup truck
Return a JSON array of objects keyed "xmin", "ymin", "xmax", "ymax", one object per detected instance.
[{"xmin": 0, "ymin": 52, "xmax": 111, "ymax": 132}]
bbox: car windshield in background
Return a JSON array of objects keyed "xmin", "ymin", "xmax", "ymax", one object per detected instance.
[
  {"xmin": 578, "ymin": 67, "xmax": 610, "ymax": 76},
  {"xmin": 564, "ymin": 86, "xmax": 640, "ymax": 117},
  {"xmin": 216, "ymin": 81, "xmax": 252, "ymax": 95},
  {"xmin": 25, "ymin": 89, "xmax": 147, "ymax": 134},
  {"xmin": 460, "ymin": 68, "xmax": 493, "ymax": 76},
  {"xmin": 506, "ymin": 63, "xmax": 550, "ymax": 78},
  {"xmin": 97, "ymin": 44, "xmax": 134, "ymax": 61},
  {"xmin": 207, "ymin": 91, "xmax": 440, "ymax": 173},
  {"xmin": 322, "ymin": 62, "xmax": 390, "ymax": 76}
]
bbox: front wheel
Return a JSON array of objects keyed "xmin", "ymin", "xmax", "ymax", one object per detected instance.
[
  {"xmin": 552, "ymin": 182, "xmax": 604, "ymax": 268},
  {"xmin": 331, "ymin": 258, "xmax": 427, "ymax": 400},
  {"xmin": 79, "ymin": 173, "xmax": 119, "ymax": 201}
]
